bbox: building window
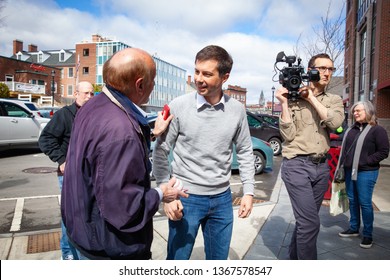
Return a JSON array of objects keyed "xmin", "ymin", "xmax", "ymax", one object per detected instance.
[
  {"xmin": 5, "ymin": 74, "xmax": 13, "ymax": 82},
  {"xmin": 68, "ymin": 85, "xmax": 73, "ymax": 96},
  {"xmin": 83, "ymin": 48, "xmax": 89, "ymax": 56},
  {"xmin": 83, "ymin": 67, "xmax": 89, "ymax": 75},
  {"xmin": 68, "ymin": 67, "xmax": 74, "ymax": 78},
  {"xmin": 16, "ymin": 53, "xmax": 21, "ymax": 60},
  {"xmin": 38, "ymin": 53, "xmax": 43, "ymax": 63},
  {"xmin": 59, "ymin": 51, "xmax": 65, "ymax": 62},
  {"xmin": 359, "ymin": 29, "xmax": 367, "ymax": 97}
]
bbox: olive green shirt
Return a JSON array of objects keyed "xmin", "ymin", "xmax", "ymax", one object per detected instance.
[{"xmin": 279, "ymin": 92, "xmax": 344, "ymax": 159}]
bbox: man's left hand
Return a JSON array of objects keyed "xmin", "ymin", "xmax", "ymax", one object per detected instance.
[{"xmin": 238, "ymin": 194, "xmax": 253, "ymax": 218}]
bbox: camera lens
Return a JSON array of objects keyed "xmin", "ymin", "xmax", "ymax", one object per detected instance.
[{"xmin": 289, "ymin": 76, "xmax": 301, "ymax": 89}]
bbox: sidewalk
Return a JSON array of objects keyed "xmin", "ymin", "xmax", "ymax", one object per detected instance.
[
  {"xmin": 1, "ymin": 159, "xmax": 390, "ymax": 260},
  {"xmin": 244, "ymin": 157, "xmax": 390, "ymax": 260}
]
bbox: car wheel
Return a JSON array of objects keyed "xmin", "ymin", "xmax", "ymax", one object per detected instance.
[
  {"xmin": 269, "ymin": 137, "xmax": 282, "ymax": 156},
  {"xmin": 253, "ymin": 150, "xmax": 265, "ymax": 175}
]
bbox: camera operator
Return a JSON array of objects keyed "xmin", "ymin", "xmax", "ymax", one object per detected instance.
[{"xmin": 275, "ymin": 53, "xmax": 344, "ymax": 260}]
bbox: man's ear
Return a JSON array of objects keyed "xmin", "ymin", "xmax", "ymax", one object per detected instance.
[
  {"xmin": 135, "ymin": 77, "xmax": 144, "ymax": 94},
  {"xmin": 222, "ymin": 73, "xmax": 230, "ymax": 84}
]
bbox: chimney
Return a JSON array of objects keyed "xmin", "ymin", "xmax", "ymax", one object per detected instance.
[
  {"xmin": 13, "ymin": 40, "xmax": 23, "ymax": 55},
  {"xmin": 92, "ymin": 34, "xmax": 103, "ymax": 42},
  {"xmin": 28, "ymin": 44, "xmax": 38, "ymax": 52}
]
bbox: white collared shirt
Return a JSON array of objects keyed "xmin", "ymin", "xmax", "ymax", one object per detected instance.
[{"xmin": 196, "ymin": 92, "xmax": 225, "ymax": 109}]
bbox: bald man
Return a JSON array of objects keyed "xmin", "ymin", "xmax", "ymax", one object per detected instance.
[
  {"xmin": 39, "ymin": 80, "xmax": 94, "ymax": 260},
  {"xmin": 61, "ymin": 48, "xmax": 187, "ymax": 260}
]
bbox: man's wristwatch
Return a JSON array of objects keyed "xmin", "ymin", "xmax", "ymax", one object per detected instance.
[{"xmin": 150, "ymin": 132, "xmax": 156, "ymax": 141}]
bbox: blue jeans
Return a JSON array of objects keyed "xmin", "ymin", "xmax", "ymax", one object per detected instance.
[
  {"xmin": 167, "ymin": 188, "xmax": 233, "ymax": 260},
  {"xmin": 345, "ymin": 169, "xmax": 379, "ymax": 239},
  {"xmin": 58, "ymin": 176, "xmax": 79, "ymax": 260}
]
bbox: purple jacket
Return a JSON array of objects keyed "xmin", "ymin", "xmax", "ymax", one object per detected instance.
[{"xmin": 61, "ymin": 91, "xmax": 160, "ymax": 259}]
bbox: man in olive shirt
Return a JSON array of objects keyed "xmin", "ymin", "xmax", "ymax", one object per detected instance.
[{"xmin": 275, "ymin": 53, "xmax": 344, "ymax": 260}]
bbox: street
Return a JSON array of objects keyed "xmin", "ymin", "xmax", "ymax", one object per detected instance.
[{"xmin": 0, "ymin": 148, "xmax": 281, "ymax": 235}]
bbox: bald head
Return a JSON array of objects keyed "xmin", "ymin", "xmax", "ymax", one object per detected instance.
[
  {"xmin": 74, "ymin": 81, "xmax": 94, "ymax": 107},
  {"xmin": 103, "ymin": 48, "xmax": 156, "ymax": 104}
]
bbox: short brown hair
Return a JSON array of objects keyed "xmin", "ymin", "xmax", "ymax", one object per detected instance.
[
  {"xmin": 307, "ymin": 53, "xmax": 333, "ymax": 68},
  {"xmin": 195, "ymin": 45, "xmax": 233, "ymax": 76}
]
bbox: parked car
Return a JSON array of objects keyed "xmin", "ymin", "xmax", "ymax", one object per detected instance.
[
  {"xmin": 231, "ymin": 136, "xmax": 273, "ymax": 174},
  {"xmin": 38, "ymin": 106, "xmax": 61, "ymax": 118},
  {"xmin": 18, "ymin": 100, "xmax": 42, "ymax": 118},
  {"xmin": 256, "ymin": 113, "xmax": 279, "ymax": 127},
  {"xmin": 147, "ymin": 114, "xmax": 273, "ymax": 175},
  {"xmin": 0, "ymin": 98, "xmax": 50, "ymax": 150},
  {"xmin": 246, "ymin": 111, "xmax": 283, "ymax": 156}
]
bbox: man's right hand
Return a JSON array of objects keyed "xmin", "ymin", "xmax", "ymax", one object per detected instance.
[
  {"xmin": 275, "ymin": 86, "xmax": 289, "ymax": 104},
  {"xmin": 59, "ymin": 162, "xmax": 66, "ymax": 174},
  {"xmin": 163, "ymin": 200, "xmax": 184, "ymax": 221},
  {"xmin": 160, "ymin": 177, "xmax": 189, "ymax": 203}
]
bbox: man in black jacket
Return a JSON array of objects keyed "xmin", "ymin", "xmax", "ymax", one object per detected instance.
[{"xmin": 38, "ymin": 81, "xmax": 94, "ymax": 260}]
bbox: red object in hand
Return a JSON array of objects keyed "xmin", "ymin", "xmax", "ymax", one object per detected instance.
[{"xmin": 163, "ymin": 104, "xmax": 170, "ymax": 120}]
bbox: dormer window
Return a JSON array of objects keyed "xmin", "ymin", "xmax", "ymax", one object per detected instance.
[
  {"xmin": 59, "ymin": 50, "xmax": 65, "ymax": 62},
  {"xmin": 16, "ymin": 52, "xmax": 22, "ymax": 60},
  {"xmin": 38, "ymin": 52, "xmax": 43, "ymax": 63}
]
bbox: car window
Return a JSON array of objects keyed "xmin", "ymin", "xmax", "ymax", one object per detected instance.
[
  {"xmin": 24, "ymin": 102, "xmax": 39, "ymax": 111},
  {"xmin": 247, "ymin": 115, "xmax": 262, "ymax": 128},
  {"xmin": 0, "ymin": 104, "xmax": 6, "ymax": 116},
  {"xmin": 3, "ymin": 102, "xmax": 30, "ymax": 118}
]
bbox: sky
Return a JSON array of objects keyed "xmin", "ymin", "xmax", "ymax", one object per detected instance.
[{"xmin": 0, "ymin": 0, "xmax": 345, "ymax": 104}]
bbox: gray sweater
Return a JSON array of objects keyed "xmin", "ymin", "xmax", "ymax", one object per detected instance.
[{"xmin": 153, "ymin": 92, "xmax": 255, "ymax": 195}]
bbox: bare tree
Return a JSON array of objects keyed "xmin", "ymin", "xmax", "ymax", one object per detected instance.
[
  {"xmin": 0, "ymin": 0, "xmax": 7, "ymax": 27},
  {"xmin": 294, "ymin": 0, "xmax": 346, "ymax": 77}
]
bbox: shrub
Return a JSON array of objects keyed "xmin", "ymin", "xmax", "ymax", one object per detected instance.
[{"xmin": 0, "ymin": 83, "xmax": 10, "ymax": 98}]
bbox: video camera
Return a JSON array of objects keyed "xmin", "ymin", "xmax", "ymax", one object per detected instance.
[{"xmin": 274, "ymin": 51, "xmax": 320, "ymax": 101}]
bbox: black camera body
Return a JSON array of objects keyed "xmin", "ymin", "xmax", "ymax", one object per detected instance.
[{"xmin": 275, "ymin": 52, "xmax": 320, "ymax": 101}]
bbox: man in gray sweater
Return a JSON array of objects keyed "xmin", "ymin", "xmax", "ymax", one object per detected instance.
[{"xmin": 153, "ymin": 45, "xmax": 255, "ymax": 260}]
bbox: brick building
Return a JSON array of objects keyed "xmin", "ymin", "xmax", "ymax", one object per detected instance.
[
  {"xmin": 4, "ymin": 34, "xmax": 186, "ymax": 109},
  {"xmin": 344, "ymin": 0, "xmax": 390, "ymax": 133},
  {"xmin": 224, "ymin": 85, "xmax": 247, "ymax": 106},
  {"xmin": 0, "ymin": 55, "xmax": 60, "ymax": 103}
]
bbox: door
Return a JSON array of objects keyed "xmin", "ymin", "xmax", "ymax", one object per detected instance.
[{"xmin": 0, "ymin": 101, "xmax": 40, "ymax": 144}]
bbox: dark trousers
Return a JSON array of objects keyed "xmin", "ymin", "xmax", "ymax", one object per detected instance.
[{"xmin": 281, "ymin": 156, "xmax": 329, "ymax": 260}]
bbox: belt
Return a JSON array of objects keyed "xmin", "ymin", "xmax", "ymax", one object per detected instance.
[{"xmin": 297, "ymin": 154, "xmax": 328, "ymax": 164}]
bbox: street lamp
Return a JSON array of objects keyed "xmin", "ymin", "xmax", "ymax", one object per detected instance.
[
  {"xmin": 51, "ymin": 70, "xmax": 55, "ymax": 107},
  {"xmin": 271, "ymin": 86, "xmax": 275, "ymax": 115}
]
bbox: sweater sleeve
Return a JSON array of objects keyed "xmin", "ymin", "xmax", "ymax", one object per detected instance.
[
  {"xmin": 233, "ymin": 109, "xmax": 255, "ymax": 195},
  {"xmin": 152, "ymin": 114, "xmax": 179, "ymax": 186},
  {"xmin": 368, "ymin": 126, "xmax": 390, "ymax": 165}
]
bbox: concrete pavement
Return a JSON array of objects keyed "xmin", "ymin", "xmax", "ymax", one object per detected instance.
[{"xmin": 1, "ymin": 158, "xmax": 390, "ymax": 260}]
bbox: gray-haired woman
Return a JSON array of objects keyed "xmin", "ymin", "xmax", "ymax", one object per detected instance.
[{"xmin": 338, "ymin": 101, "xmax": 389, "ymax": 248}]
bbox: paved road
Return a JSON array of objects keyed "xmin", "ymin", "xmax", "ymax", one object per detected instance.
[{"xmin": 0, "ymin": 148, "xmax": 282, "ymax": 235}]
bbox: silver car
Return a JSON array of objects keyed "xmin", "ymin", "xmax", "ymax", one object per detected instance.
[{"xmin": 0, "ymin": 98, "xmax": 50, "ymax": 150}]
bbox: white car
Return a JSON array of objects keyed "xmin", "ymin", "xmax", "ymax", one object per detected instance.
[{"xmin": 0, "ymin": 98, "xmax": 50, "ymax": 150}]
